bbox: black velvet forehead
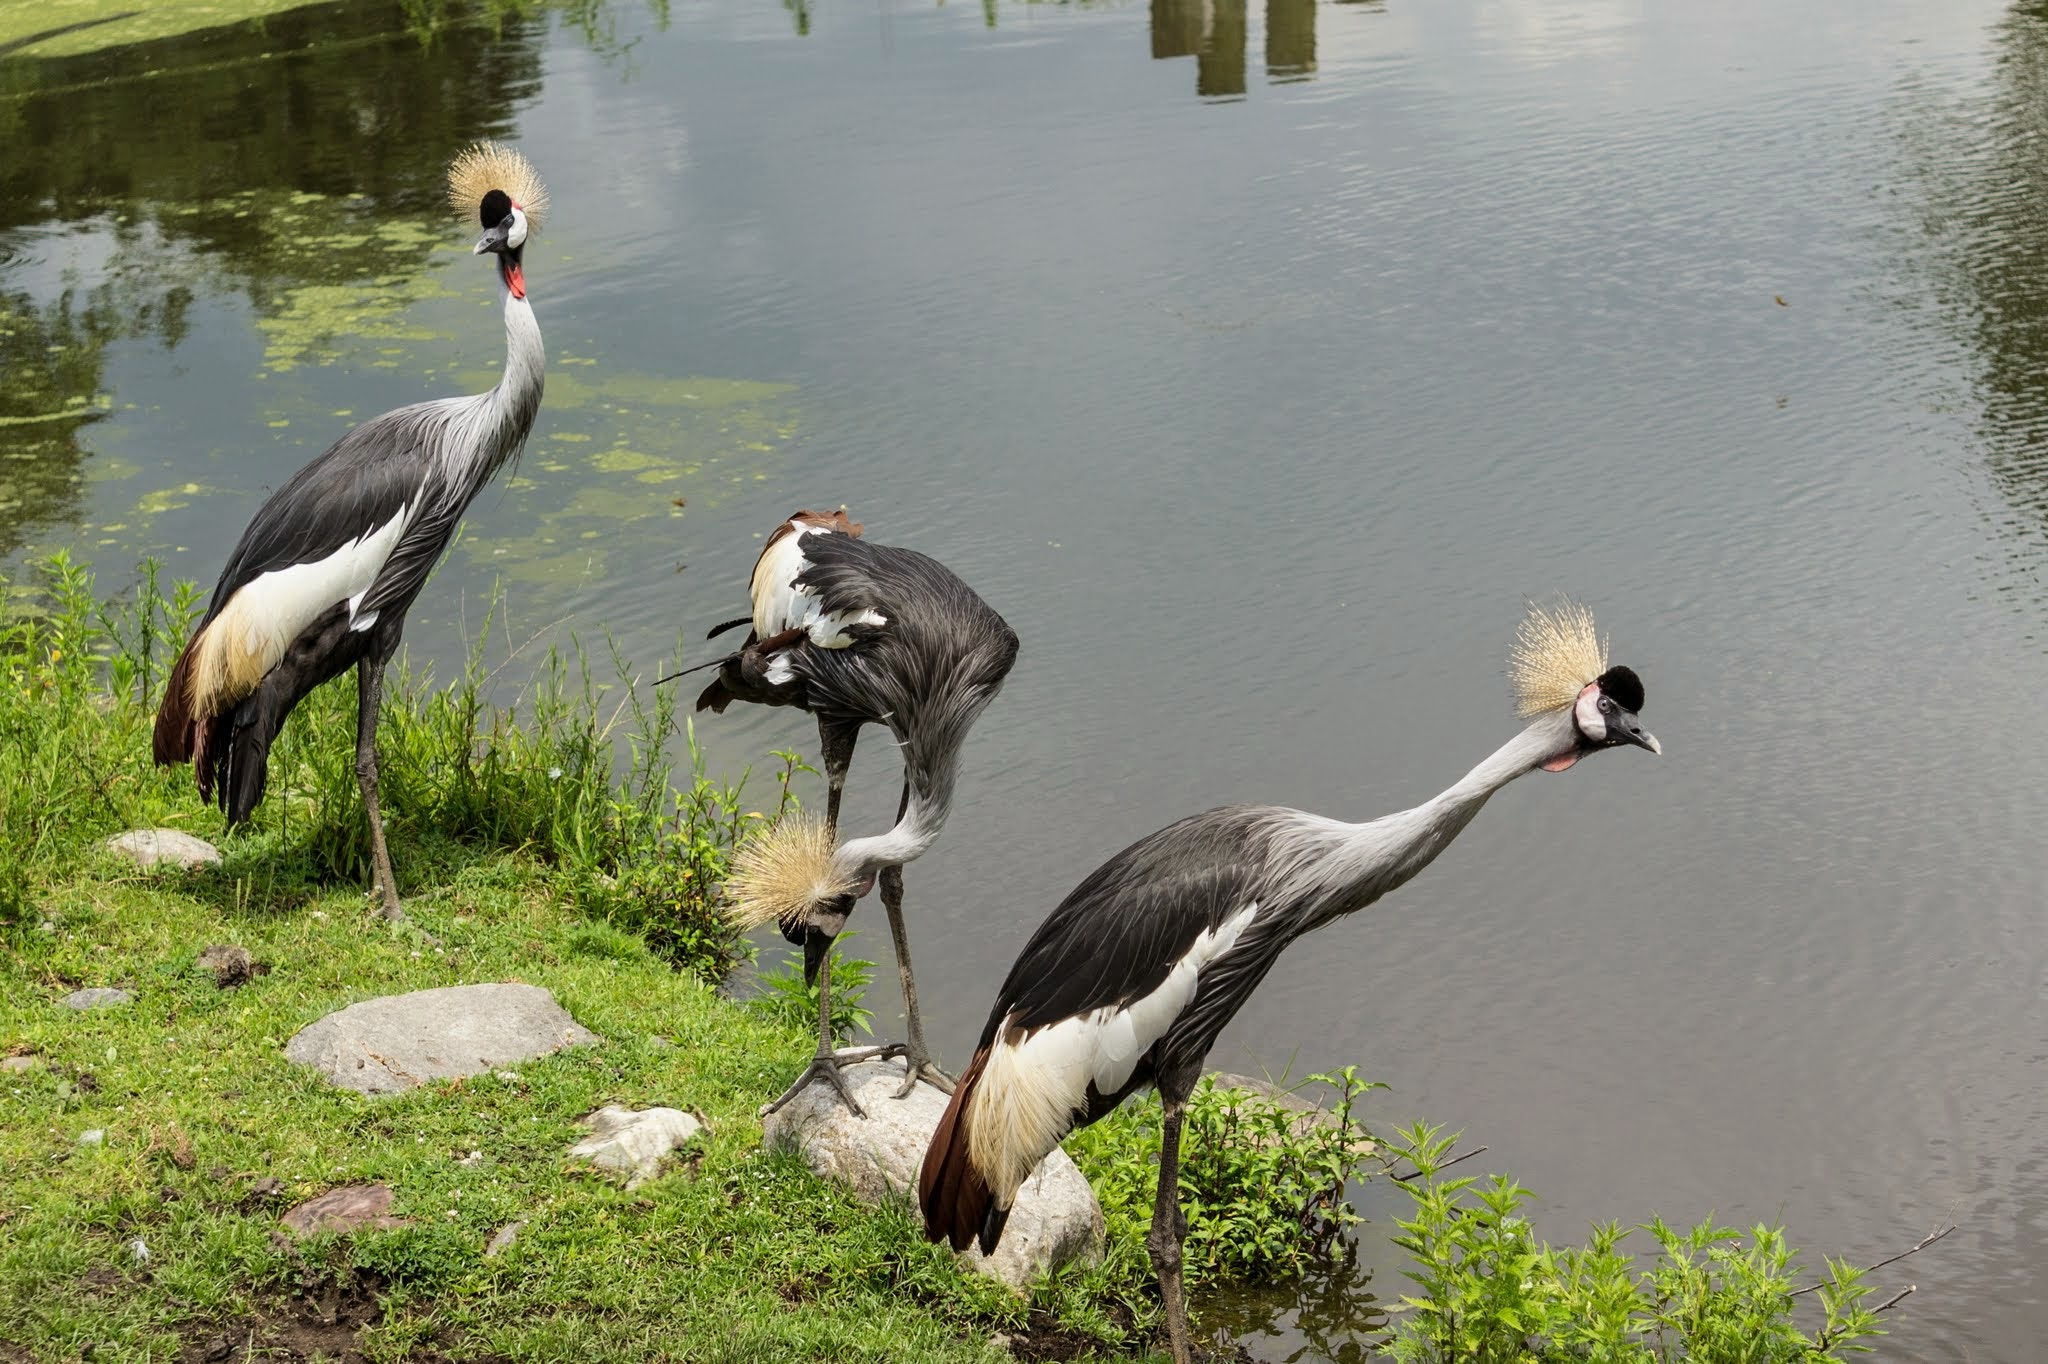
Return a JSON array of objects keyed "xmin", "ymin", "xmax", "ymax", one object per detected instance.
[
  {"xmin": 478, "ymin": 188, "xmax": 512, "ymax": 228},
  {"xmin": 1596, "ymin": 665, "xmax": 1644, "ymax": 712}
]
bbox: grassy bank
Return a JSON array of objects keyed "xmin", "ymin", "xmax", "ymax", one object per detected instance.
[{"xmin": 1, "ymin": 557, "xmax": 1914, "ymax": 1362}]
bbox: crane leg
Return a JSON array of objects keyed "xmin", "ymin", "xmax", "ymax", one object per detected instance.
[
  {"xmin": 355, "ymin": 656, "xmax": 404, "ymax": 923},
  {"xmin": 758, "ymin": 943, "xmax": 895, "ymax": 1120},
  {"xmin": 818, "ymin": 715, "xmax": 858, "ymax": 841},
  {"xmin": 1148, "ymin": 1097, "xmax": 1194, "ymax": 1364},
  {"xmin": 882, "ymin": 858, "xmax": 950, "ymax": 1099}
]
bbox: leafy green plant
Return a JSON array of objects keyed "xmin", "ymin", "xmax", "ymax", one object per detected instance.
[
  {"xmin": 1069, "ymin": 1066, "xmax": 1382, "ymax": 1294},
  {"xmin": 1385, "ymin": 1121, "xmax": 1899, "ymax": 1363},
  {"xmin": 747, "ymin": 935, "xmax": 876, "ymax": 1046},
  {"xmin": 350, "ymin": 1223, "xmax": 482, "ymax": 1292}
]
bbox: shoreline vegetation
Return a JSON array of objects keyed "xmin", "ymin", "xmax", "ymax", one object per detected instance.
[{"xmin": 2, "ymin": 556, "xmax": 1919, "ymax": 1362}]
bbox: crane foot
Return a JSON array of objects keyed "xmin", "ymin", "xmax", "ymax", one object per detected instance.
[
  {"xmin": 891, "ymin": 1053, "xmax": 955, "ymax": 1100},
  {"xmin": 758, "ymin": 1044, "xmax": 899, "ymax": 1120}
]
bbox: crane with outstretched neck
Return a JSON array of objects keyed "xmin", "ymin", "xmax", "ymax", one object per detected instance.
[{"xmin": 919, "ymin": 602, "xmax": 1661, "ymax": 1364}]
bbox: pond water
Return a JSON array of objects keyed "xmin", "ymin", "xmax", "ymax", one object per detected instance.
[{"xmin": 7, "ymin": 0, "xmax": 2048, "ymax": 1356}]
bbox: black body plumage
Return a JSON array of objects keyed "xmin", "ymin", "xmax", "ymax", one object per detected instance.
[{"xmin": 978, "ymin": 807, "xmax": 1304, "ymax": 1100}]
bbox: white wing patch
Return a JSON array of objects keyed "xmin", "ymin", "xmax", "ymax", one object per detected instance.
[
  {"xmin": 968, "ymin": 903, "xmax": 1260, "ymax": 1206},
  {"xmin": 750, "ymin": 519, "xmax": 888, "ymax": 650},
  {"xmin": 191, "ymin": 505, "xmax": 411, "ymax": 710}
]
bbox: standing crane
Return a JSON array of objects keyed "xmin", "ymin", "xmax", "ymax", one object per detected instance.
[
  {"xmin": 152, "ymin": 143, "xmax": 550, "ymax": 923},
  {"xmin": 918, "ymin": 602, "xmax": 1661, "ymax": 1364},
  {"xmin": 684, "ymin": 509, "xmax": 1018, "ymax": 1117}
]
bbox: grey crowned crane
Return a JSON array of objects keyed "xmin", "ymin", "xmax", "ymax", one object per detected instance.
[
  {"xmin": 918, "ymin": 603, "xmax": 1662, "ymax": 1364},
  {"xmin": 152, "ymin": 143, "xmax": 550, "ymax": 922},
  {"xmin": 684, "ymin": 509, "xmax": 1019, "ymax": 1117}
]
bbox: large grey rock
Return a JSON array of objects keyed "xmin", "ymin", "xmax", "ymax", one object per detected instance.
[
  {"xmin": 762, "ymin": 1059, "xmax": 1103, "ymax": 1290},
  {"xmin": 63, "ymin": 988, "xmax": 133, "ymax": 1011},
  {"xmin": 566, "ymin": 1105, "xmax": 704, "ymax": 1188},
  {"xmin": 284, "ymin": 983, "xmax": 599, "ymax": 1096},
  {"xmin": 104, "ymin": 829, "xmax": 221, "ymax": 870}
]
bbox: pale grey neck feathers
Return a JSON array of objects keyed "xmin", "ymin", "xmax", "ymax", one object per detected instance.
[
  {"xmin": 1273, "ymin": 709, "xmax": 1573, "ymax": 931},
  {"xmin": 435, "ymin": 287, "xmax": 544, "ymax": 495}
]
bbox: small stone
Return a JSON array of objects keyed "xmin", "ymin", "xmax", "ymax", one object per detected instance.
[
  {"xmin": 104, "ymin": 829, "xmax": 221, "ymax": 870},
  {"xmin": 495, "ymin": 1071, "xmax": 521, "ymax": 1084},
  {"xmin": 1, "ymin": 1056, "xmax": 36, "ymax": 1073},
  {"xmin": 196, "ymin": 945, "xmax": 257, "ymax": 989},
  {"xmin": 566, "ymin": 1106, "xmax": 704, "ymax": 1189},
  {"xmin": 458, "ymin": 1149, "xmax": 483, "ymax": 1167},
  {"xmin": 78, "ymin": 1129, "xmax": 105, "ymax": 1147},
  {"xmin": 648, "ymin": 1036, "xmax": 672, "ymax": 1050},
  {"xmin": 281, "ymin": 1184, "xmax": 410, "ymax": 1237},
  {"xmin": 63, "ymin": 988, "xmax": 133, "ymax": 1011},
  {"xmin": 311, "ymin": 911, "xmax": 328, "ymax": 921},
  {"xmin": 484, "ymin": 1221, "xmax": 525, "ymax": 1258},
  {"xmin": 763, "ymin": 1060, "xmax": 1103, "ymax": 1290}
]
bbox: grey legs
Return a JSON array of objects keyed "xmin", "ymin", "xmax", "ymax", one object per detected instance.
[{"xmin": 355, "ymin": 656, "xmax": 403, "ymax": 923}]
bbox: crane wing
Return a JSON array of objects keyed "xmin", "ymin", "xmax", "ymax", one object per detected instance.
[
  {"xmin": 201, "ymin": 404, "xmax": 444, "ymax": 629},
  {"xmin": 925, "ymin": 849, "xmax": 1264, "ymax": 1241},
  {"xmin": 987, "ymin": 839, "xmax": 1263, "ymax": 1043}
]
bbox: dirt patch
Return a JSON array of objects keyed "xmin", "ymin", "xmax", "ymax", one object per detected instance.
[
  {"xmin": 178, "ymin": 1274, "xmax": 509, "ymax": 1364},
  {"xmin": 179, "ymin": 1275, "xmax": 383, "ymax": 1364}
]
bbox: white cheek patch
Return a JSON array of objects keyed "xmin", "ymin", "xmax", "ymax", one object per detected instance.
[
  {"xmin": 506, "ymin": 206, "xmax": 528, "ymax": 249},
  {"xmin": 1574, "ymin": 685, "xmax": 1607, "ymax": 741}
]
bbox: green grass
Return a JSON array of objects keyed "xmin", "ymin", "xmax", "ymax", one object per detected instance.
[{"xmin": 1, "ymin": 860, "xmax": 1035, "ymax": 1362}]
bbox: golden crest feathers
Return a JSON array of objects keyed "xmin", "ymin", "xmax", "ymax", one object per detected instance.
[
  {"xmin": 723, "ymin": 815, "xmax": 858, "ymax": 932},
  {"xmin": 1510, "ymin": 599, "xmax": 1608, "ymax": 717},
  {"xmin": 447, "ymin": 141, "xmax": 550, "ymax": 234}
]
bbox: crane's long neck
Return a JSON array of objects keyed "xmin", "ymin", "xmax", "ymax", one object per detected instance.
[
  {"xmin": 441, "ymin": 263, "xmax": 545, "ymax": 497},
  {"xmin": 826, "ymin": 671, "xmax": 1008, "ymax": 882},
  {"xmin": 828, "ymin": 736, "xmax": 961, "ymax": 882},
  {"xmin": 486, "ymin": 267, "xmax": 545, "ymax": 459},
  {"xmin": 1286, "ymin": 710, "xmax": 1573, "ymax": 928}
]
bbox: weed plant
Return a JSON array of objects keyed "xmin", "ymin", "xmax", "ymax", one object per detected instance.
[
  {"xmin": 1068, "ymin": 1067, "xmax": 1380, "ymax": 1296},
  {"xmin": 1386, "ymin": 1122, "xmax": 1895, "ymax": 1362},
  {"xmin": 747, "ymin": 932, "xmax": 878, "ymax": 1045}
]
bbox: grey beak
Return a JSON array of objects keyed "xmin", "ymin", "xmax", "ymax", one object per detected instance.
[
  {"xmin": 1615, "ymin": 711, "xmax": 1661, "ymax": 755},
  {"xmin": 473, "ymin": 218, "xmax": 512, "ymax": 255}
]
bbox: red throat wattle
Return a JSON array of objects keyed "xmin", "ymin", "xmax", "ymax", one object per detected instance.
[{"xmin": 503, "ymin": 260, "xmax": 526, "ymax": 300}]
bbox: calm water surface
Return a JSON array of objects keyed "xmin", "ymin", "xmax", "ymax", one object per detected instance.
[{"xmin": 7, "ymin": 0, "xmax": 2048, "ymax": 1356}]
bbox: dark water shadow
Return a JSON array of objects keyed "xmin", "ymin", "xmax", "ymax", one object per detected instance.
[{"xmin": 0, "ymin": 11, "xmax": 141, "ymax": 60}]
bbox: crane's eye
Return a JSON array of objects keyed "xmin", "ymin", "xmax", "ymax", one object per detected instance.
[{"xmin": 1598, "ymin": 696, "xmax": 1616, "ymax": 714}]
